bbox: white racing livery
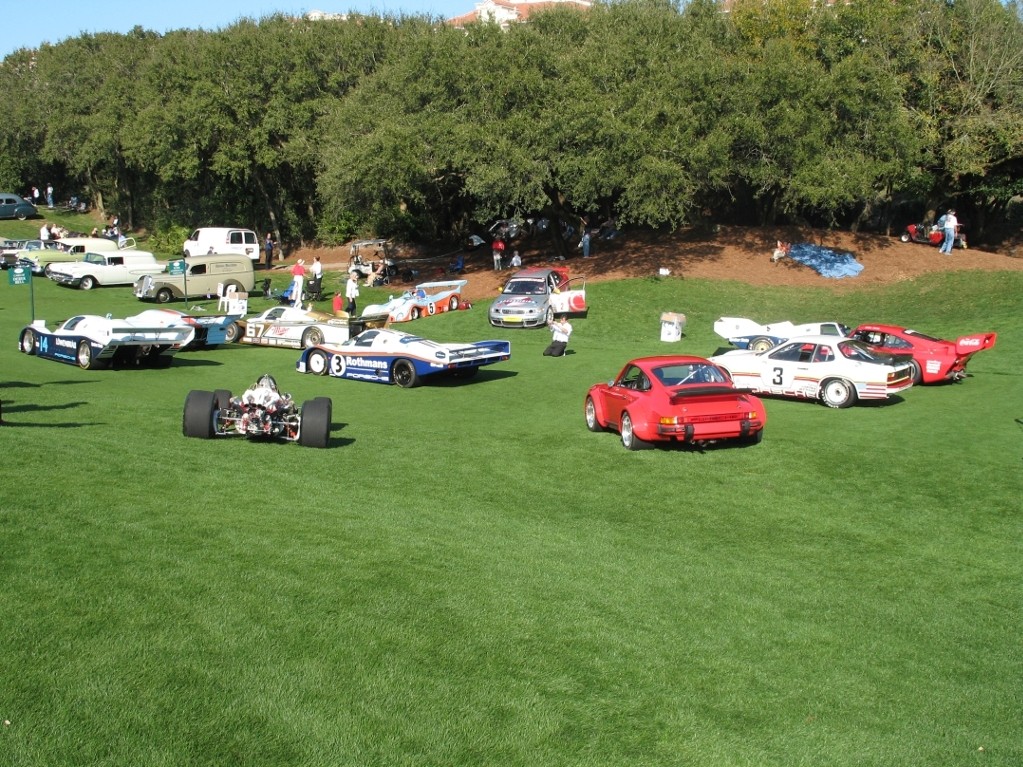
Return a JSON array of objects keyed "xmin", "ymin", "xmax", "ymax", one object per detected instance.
[{"xmin": 714, "ymin": 317, "xmax": 851, "ymax": 352}]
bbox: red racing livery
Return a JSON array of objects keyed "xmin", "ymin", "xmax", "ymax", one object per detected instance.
[
  {"xmin": 849, "ymin": 324, "xmax": 996, "ymax": 384},
  {"xmin": 585, "ymin": 355, "xmax": 767, "ymax": 450}
]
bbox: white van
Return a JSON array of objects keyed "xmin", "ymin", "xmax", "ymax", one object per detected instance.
[{"xmin": 183, "ymin": 228, "xmax": 260, "ymax": 261}]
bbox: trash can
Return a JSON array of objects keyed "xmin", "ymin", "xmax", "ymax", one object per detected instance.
[{"xmin": 660, "ymin": 312, "xmax": 686, "ymax": 342}]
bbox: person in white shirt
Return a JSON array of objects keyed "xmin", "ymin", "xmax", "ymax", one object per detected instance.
[
  {"xmin": 543, "ymin": 315, "xmax": 573, "ymax": 357},
  {"xmin": 345, "ymin": 271, "xmax": 360, "ymax": 315},
  {"xmin": 40, "ymin": 223, "xmax": 51, "ymax": 241},
  {"xmin": 939, "ymin": 209, "xmax": 959, "ymax": 254}
]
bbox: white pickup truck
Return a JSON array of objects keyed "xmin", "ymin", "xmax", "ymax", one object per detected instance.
[{"xmin": 49, "ymin": 250, "xmax": 165, "ymax": 290}]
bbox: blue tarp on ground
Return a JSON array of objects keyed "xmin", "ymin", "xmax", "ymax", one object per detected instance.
[{"xmin": 788, "ymin": 242, "xmax": 864, "ymax": 279}]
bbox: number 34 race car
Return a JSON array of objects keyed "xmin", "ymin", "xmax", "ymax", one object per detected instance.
[
  {"xmin": 296, "ymin": 328, "xmax": 511, "ymax": 388},
  {"xmin": 182, "ymin": 375, "xmax": 332, "ymax": 448}
]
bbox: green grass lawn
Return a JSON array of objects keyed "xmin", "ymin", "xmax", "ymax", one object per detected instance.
[{"xmin": 1, "ymin": 232, "xmax": 1020, "ymax": 765}]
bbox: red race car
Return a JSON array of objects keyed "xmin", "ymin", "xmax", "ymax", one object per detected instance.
[
  {"xmin": 584, "ymin": 355, "xmax": 767, "ymax": 450},
  {"xmin": 849, "ymin": 324, "xmax": 996, "ymax": 384}
]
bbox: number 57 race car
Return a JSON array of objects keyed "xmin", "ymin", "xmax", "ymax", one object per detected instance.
[{"xmin": 182, "ymin": 374, "xmax": 332, "ymax": 448}]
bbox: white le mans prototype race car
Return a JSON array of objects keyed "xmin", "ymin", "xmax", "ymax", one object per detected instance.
[
  {"xmin": 714, "ymin": 317, "xmax": 851, "ymax": 352},
  {"xmin": 18, "ymin": 314, "xmax": 195, "ymax": 369},
  {"xmin": 126, "ymin": 309, "xmax": 242, "ymax": 348},
  {"xmin": 296, "ymin": 328, "xmax": 511, "ymax": 388},
  {"xmin": 183, "ymin": 375, "xmax": 332, "ymax": 448},
  {"xmin": 237, "ymin": 306, "xmax": 387, "ymax": 349},
  {"xmin": 710, "ymin": 335, "xmax": 915, "ymax": 408},
  {"xmin": 361, "ymin": 280, "xmax": 468, "ymax": 323}
]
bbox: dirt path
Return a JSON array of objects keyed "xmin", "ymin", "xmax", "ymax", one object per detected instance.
[{"xmin": 282, "ymin": 225, "xmax": 1023, "ymax": 303}]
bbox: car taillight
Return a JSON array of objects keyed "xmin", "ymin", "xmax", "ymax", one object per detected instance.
[{"xmin": 660, "ymin": 416, "xmax": 683, "ymax": 425}]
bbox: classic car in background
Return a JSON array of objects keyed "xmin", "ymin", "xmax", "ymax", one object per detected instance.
[
  {"xmin": 710, "ymin": 335, "xmax": 915, "ymax": 408},
  {"xmin": 296, "ymin": 328, "xmax": 511, "ymax": 388},
  {"xmin": 18, "ymin": 314, "xmax": 194, "ymax": 369},
  {"xmin": 182, "ymin": 374, "xmax": 332, "ymax": 448},
  {"xmin": 714, "ymin": 317, "xmax": 851, "ymax": 352},
  {"xmin": 585, "ymin": 355, "xmax": 767, "ymax": 450},
  {"xmin": 237, "ymin": 305, "xmax": 388, "ymax": 349},
  {"xmin": 361, "ymin": 280, "xmax": 468, "ymax": 323},
  {"xmin": 489, "ymin": 267, "xmax": 587, "ymax": 328},
  {"xmin": 849, "ymin": 324, "xmax": 997, "ymax": 384}
]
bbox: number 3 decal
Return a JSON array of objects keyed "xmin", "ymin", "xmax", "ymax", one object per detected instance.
[{"xmin": 772, "ymin": 367, "xmax": 783, "ymax": 386}]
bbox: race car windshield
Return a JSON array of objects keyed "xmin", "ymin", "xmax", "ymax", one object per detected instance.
[{"xmin": 504, "ymin": 280, "xmax": 545, "ymax": 295}]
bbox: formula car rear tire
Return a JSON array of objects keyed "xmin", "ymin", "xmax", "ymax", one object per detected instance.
[
  {"xmin": 19, "ymin": 328, "xmax": 37, "ymax": 355},
  {"xmin": 907, "ymin": 359, "xmax": 923, "ymax": 385},
  {"xmin": 298, "ymin": 397, "xmax": 332, "ymax": 448},
  {"xmin": 749, "ymin": 336, "xmax": 774, "ymax": 353},
  {"xmin": 301, "ymin": 327, "xmax": 324, "ymax": 348},
  {"xmin": 183, "ymin": 390, "xmax": 217, "ymax": 438},
  {"xmin": 392, "ymin": 359, "xmax": 420, "ymax": 388},
  {"xmin": 213, "ymin": 389, "xmax": 232, "ymax": 411},
  {"xmin": 620, "ymin": 412, "xmax": 651, "ymax": 450},
  {"xmin": 820, "ymin": 378, "xmax": 856, "ymax": 409}
]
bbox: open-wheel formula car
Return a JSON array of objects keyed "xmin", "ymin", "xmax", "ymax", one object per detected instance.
[
  {"xmin": 585, "ymin": 356, "xmax": 767, "ymax": 450},
  {"xmin": 710, "ymin": 335, "xmax": 914, "ymax": 408},
  {"xmin": 361, "ymin": 280, "xmax": 468, "ymax": 323},
  {"xmin": 296, "ymin": 327, "xmax": 511, "ymax": 388},
  {"xmin": 714, "ymin": 317, "xmax": 851, "ymax": 352},
  {"xmin": 18, "ymin": 314, "xmax": 195, "ymax": 369},
  {"xmin": 182, "ymin": 375, "xmax": 332, "ymax": 448},
  {"xmin": 848, "ymin": 324, "xmax": 996, "ymax": 384}
]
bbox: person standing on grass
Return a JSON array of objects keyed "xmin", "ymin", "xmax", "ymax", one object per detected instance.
[
  {"xmin": 345, "ymin": 270, "xmax": 360, "ymax": 315},
  {"xmin": 264, "ymin": 232, "xmax": 275, "ymax": 269},
  {"xmin": 290, "ymin": 259, "xmax": 306, "ymax": 308},
  {"xmin": 939, "ymin": 209, "xmax": 958, "ymax": 254}
]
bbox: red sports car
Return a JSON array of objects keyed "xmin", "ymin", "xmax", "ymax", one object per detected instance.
[
  {"xmin": 584, "ymin": 356, "xmax": 767, "ymax": 450},
  {"xmin": 849, "ymin": 324, "xmax": 997, "ymax": 384}
]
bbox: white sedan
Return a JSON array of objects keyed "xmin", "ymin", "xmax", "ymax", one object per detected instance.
[
  {"xmin": 237, "ymin": 305, "xmax": 387, "ymax": 349},
  {"xmin": 710, "ymin": 335, "xmax": 914, "ymax": 408}
]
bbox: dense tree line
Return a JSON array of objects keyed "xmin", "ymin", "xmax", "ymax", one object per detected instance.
[{"xmin": 1, "ymin": 0, "xmax": 1020, "ymax": 249}]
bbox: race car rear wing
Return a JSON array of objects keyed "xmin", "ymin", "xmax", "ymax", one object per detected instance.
[{"xmin": 955, "ymin": 332, "xmax": 996, "ymax": 356}]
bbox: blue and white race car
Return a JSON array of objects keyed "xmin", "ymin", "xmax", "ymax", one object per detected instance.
[
  {"xmin": 714, "ymin": 317, "xmax": 851, "ymax": 352},
  {"xmin": 18, "ymin": 314, "xmax": 195, "ymax": 369},
  {"xmin": 127, "ymin": 308, "xmax": 243, "ymax": 348},
  {"xmin": 296, "ymin": 328, "xmax": 511, "ymax": 388}
]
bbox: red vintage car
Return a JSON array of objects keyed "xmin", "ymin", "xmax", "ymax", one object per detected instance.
[
  {"xmin": 584, "ymin": 356, "xmax": 767, "ymax": 450},
  {"xmin": 849, "ymin": 324, "xmax": 996, "ymax": 384}
]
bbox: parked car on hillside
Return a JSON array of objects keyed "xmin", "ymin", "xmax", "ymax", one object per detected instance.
[
  {"xmin": 0, "ymin": 193, "xmax": 37, "ymax": 220},
  {"xmin": 49, "ymin": 250, "xmax": 165, "ymax": 289},
  {"xmin": 489, "ymin": 267, "xmax": 587, "ymax": 328},
  {"xmin": 183, "ymin": 227, "xmax": 261, "ymax": 261},
  {"xmin": 134, "ymin": 254, "xmax": 254, "ymax": 303}
]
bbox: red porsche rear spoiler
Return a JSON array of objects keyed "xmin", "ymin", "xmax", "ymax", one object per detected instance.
[{"xmin": 955, "ymin": 332, "xmax": 997, "ymax": 357}]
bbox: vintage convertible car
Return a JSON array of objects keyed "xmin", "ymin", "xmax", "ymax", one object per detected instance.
[
  {"xmin": 182, "ymin": 374, "xmax": 332, "ymax": 448},
  {"xmin": 237, "ymin": 305, "xmax": 387, "ymax": 349},
  {"xmin": 710, "ymin": 335, "xmax": 914, "ymax": 408},
  {"xmin": 714, "ymin": 317, "xmax": 851, "ymax": 352},
  {"xmin": 127, "ymin": 308, "xmax": 243, "ymax": 348},
  {"xmin": 18, "ymin": 314, "xmax": 194, "ymax": 369},
  {"xmin": 296, "ymin": 328, "xmax": 511, "ymax": 388},
  {"xmin": 585, "ymin": 356, "xmax": 767, "ymax": 450},
  {"xmin": 849, "ymin": 324, "xmax": 997, "ymax": 384},
  {"xmin": 489, "ymin": 267, "xmax": 587, "ymax": 328},
  {"xmin": 361, "ymin": 280, "xmax": 468, "ymax": 323}
]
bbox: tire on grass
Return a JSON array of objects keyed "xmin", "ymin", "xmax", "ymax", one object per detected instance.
[
  {"xmin": 183, "ymin": 390, "xmax": 217, "ymax": 438},
  {"xmin": 298, "ymin": 397, "xmax": 332, "ymax": 448}
]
